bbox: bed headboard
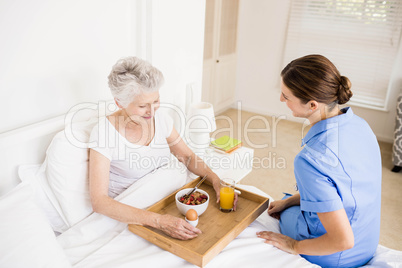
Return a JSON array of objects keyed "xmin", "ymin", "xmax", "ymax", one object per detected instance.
[{"xmin": 0, "ymin": 101, "xmax": 113, "ymax": 196}]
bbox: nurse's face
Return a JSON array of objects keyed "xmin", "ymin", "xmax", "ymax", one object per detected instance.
[
  {"xmin": 280, "ymin": 80, "xmax": 311, "ymax": 118},
  {"xmin": 124, "ymin": 91, "xmax": 160, "ymax": 121}
]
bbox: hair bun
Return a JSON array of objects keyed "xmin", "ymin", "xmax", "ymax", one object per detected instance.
[{"xmin": 337, "ymin": 76, "xmax": 353, "ymax": 104}]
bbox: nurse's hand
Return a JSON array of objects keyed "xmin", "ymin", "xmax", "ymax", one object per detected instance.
[
  {"xmin": 256, "ymin": 231, "xmax": 298, "ymax": 255},
  {"xmin": 267, "ymin": 199, "xmax": 287, "ymax": 219}
]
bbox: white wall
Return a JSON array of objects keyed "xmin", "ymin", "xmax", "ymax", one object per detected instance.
[
  {"xmin": 149, "ymin": 0, "xmax": 206, "ymax": 134},
  {"xmin": 235, "ymin": 0, "xmax": 402, "ymax": 142},
  {"xmin": 0, "ymin": 0, "xmax": 206, "ymax": 194},
  {"xmin": 0, "ymin": 0, "xmax": 206, "ymax": 136},
  {"xmin": 0, "ymin": 0, "xmax": 134, "ymax": 133}
]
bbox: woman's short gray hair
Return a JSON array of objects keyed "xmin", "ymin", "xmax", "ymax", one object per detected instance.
[{"xmin": 108, "ymin": 56, "xmax": 164, "ymax": 108}]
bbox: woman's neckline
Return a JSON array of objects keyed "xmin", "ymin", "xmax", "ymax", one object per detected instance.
[{"xmin": 106, "ymin": 112, "xmax": 156, "ymax": 147}]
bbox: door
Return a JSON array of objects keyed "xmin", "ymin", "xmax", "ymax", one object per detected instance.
[{"xmin": 202, "ymin": 0, "xmax": 239, "ymax": 113}]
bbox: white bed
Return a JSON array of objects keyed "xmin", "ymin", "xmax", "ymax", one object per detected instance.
[{"xmin": 1, "ymin": 106, "xmax": 401, "ymax": 268}]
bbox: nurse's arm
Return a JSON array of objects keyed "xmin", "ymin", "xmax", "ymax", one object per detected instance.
[
  {"xmin": 268, "ymin": 193, "xmax": 300, "ymax": 218},
  {"xmin": 295, "ymin": 208, "xmax": 354, "ymax": 255},
  {"xmin": 285, "ymin": 193, "xmax": 300, "ymax": 206},
  {"xmin": 258, "ymin": 208, "xmax": 354, "ymax": 255}
]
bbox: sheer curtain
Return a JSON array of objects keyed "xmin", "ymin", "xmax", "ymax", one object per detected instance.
[{"xmin": 283, "ymin": 0, "xmax": 402, "ymax": 110}]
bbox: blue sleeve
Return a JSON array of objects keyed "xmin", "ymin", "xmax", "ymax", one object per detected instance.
[{"xmin": 294, "ymin": 151, "xmax": 344, "ymax": 213}]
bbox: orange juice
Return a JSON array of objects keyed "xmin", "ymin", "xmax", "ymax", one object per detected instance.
[{"xmin": 220, "ymin": 186, "xmax": 234, "ymax": 211}]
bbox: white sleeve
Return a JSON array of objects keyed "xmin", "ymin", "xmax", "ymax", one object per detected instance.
[
  {"xmin": 157, "ymin": 111, "xmax": 174, "ymax": 138},
  {"xmin": 88, "ymin": 120, "xmax": 113, "ymax": 160}
]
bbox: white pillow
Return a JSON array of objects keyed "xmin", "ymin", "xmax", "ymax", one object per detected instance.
[
  {"xmin": 18, "ymin": 164, "xmax": 69, "ymax": 233},
  {"xmin": 45, "ymin": 119, "xmax": 97, "ymax": 227},
  {"xmin": 0, "ymin": 182, "xmax": 72, "ymax": 268}
]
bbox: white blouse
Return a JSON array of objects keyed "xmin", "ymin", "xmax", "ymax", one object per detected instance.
[{"xmin": 89, "ymin": 110, "xmax": 174, "ymax": 197}]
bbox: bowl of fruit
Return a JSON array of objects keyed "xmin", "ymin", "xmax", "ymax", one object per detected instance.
[{"xmin": 175, "ymin": 188, "xmax": 209, "ymax": 216}]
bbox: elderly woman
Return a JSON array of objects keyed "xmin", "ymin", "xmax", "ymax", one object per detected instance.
[
  {"xmin": 257, "ymin": 55, "xmax": 381, "ymax": 267},
  {"xmin": 89, "ymin": 56, "xmax": 232, "ymax": 240}
]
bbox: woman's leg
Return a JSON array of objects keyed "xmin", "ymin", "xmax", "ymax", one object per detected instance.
[{"xmin": 279, "ymin": 193, "xmax": 301, "ymax": 240}]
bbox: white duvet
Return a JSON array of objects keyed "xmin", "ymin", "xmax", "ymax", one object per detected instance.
[
  {"xmin": 3, "ymin": 119, "xmax": 400, "ymax": 267},
  {"xmin": 2, "ymin": 162, "xmax": 401, "ymax": 267},
  {"xmin": 56, "ymin": 177, "xmax": 402, "ymax": 268}
]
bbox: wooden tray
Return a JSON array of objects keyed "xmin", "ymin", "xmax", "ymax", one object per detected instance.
[{"xmin": 128, "ymin": 177, "xmax": 269, "ymax": 267}]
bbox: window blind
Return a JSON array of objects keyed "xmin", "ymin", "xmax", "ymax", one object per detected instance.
[{"xmin": 283, "ymin": 0, "xmax": 402, "ymax": 109}]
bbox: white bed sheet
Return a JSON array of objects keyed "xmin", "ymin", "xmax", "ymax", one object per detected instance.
[{"xmin": 56, "ymin": 183, "xmax": 402, "ymax": 268}]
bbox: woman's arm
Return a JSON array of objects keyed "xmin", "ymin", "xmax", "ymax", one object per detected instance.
[
  {"xmin": 258, "ymin": 208, "xmax": 354, "ymax": 255},
  {"xmin": 89, "ymin": 149, "xmax": 201, "ymax": 240},
  {"xmin": 167, "ymin": 127, "xmax": 238, "ymax": 209},
  {"xmin": 167, "ymin": 128, "xmax": 220, "ymax": 190}
]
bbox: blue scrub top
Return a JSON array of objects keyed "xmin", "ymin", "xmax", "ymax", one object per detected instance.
[{"xmin": 292, "ymin": 107, "xmax": 381, "ymax": 267}]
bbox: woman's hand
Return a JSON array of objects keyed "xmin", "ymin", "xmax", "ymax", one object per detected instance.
[
  {"xmin": 167, "ymin": 128, "xmax": 239, "ymax": 210},
  {"xmin": 256, "ymin": 231, "xmax": 298, "ymax": 255},
  {"xmin": 267, "ymin": 199, "xmax": 288, "ymax": 219},
  {"xmin": 156, "ymin": 214, "xmax": 202, "ymax": 240},
  {"xmin": 215, "ymin": 191, "xmax": 239, "ymax": 211},
  {"xmin": 213, "ymin": 180, "xmax": 238, "ymax": 211}
]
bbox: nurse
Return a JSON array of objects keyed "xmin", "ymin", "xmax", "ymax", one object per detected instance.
[{"xmin": 257, "ymin": 55, "xmax": 382, "ymax": 267}]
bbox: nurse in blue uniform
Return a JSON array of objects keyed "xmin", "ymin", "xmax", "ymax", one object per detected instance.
[{"xmin": 257, "ymin": 55, "xmax": 382, "ymax": 268}]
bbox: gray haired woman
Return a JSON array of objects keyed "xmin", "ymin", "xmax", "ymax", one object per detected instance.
[{"xmin": 89, "ymin": 57, "xmax": 236, "ymax": 240}]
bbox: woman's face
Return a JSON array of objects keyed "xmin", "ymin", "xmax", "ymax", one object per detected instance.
[
  {"xmin": 125, "ymin": 91, "xmax": 160, "ymax": 121},
  {"xmin": 280, "ymin": 80, "xmax": 310, "ymax": 118}
]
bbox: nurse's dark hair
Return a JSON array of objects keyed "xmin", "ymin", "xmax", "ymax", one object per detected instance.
[{"xmin": 281, "ymin": 54, "xmax": 353, "ymax": 106}]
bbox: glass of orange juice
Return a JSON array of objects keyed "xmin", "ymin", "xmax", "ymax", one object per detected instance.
[{"xmin": 219, "ymin": 178, "xmax": 235, "ymax": 212}]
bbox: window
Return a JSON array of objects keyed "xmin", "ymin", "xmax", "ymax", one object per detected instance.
[{"xmin": 283, "ymin": 0, "xmax": 402, "ymax": 110}]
